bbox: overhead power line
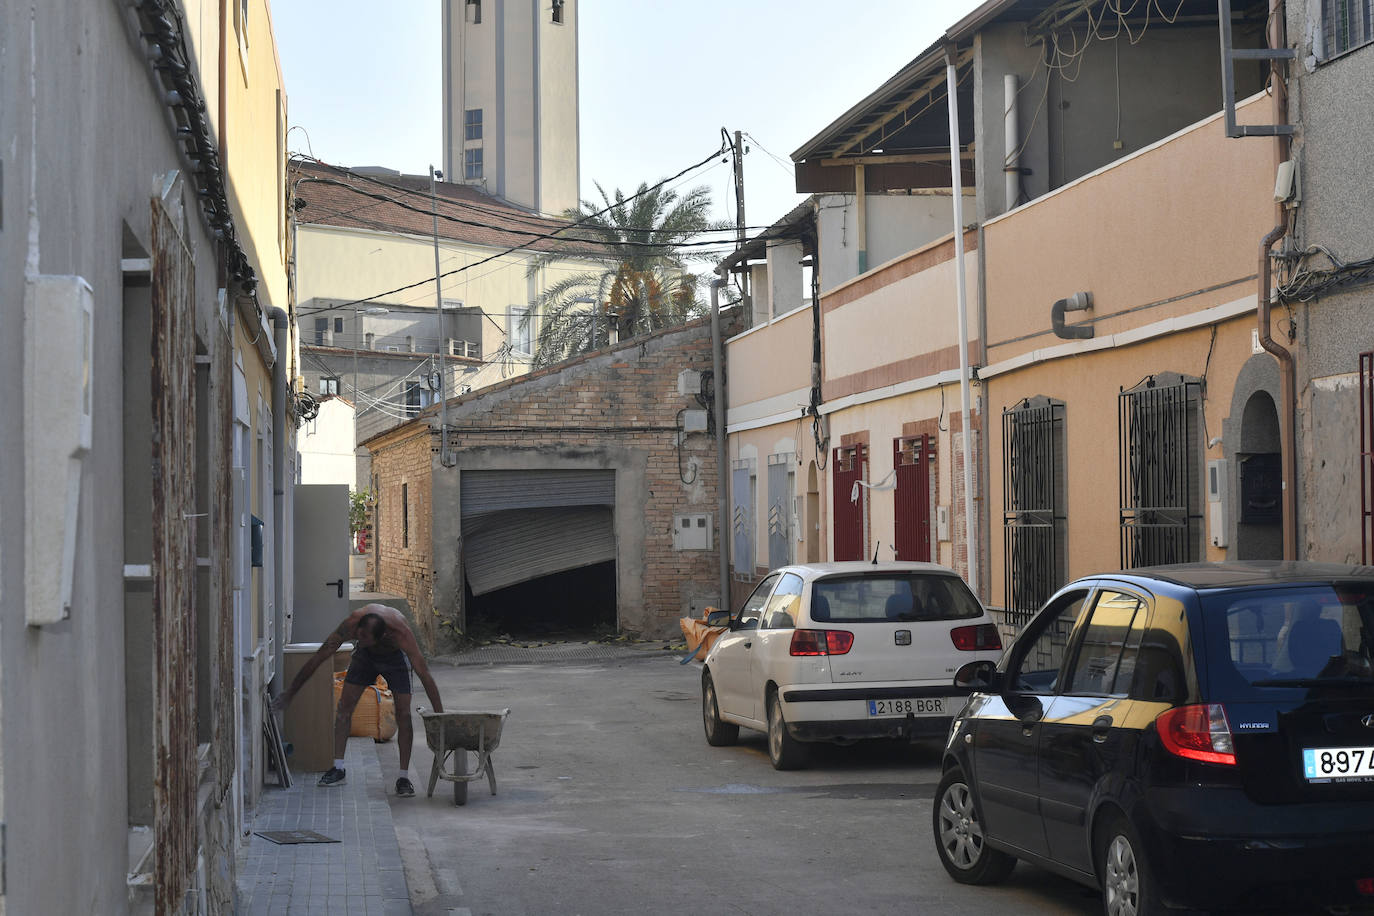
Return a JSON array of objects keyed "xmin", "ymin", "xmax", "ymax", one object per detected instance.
[
  {"xmin": 295, "ymin": 141, "xmax": 738, "ymax": 318},
  {"xmin": 293, "ymin": 154, "xmax": 783, "ymax": 237}
]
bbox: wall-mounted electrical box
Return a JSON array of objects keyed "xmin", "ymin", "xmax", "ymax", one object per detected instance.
[
  {"xmin": 677, "ymin": 369, "xmax": 702, "ymax": 396},
  {"xmin": 25, "ymin": 275, "xmax": 94, "ymax": 625},
  {"xmin": 673, "ymin": 513, "xmax": 713, "ymax": 550},
  {"xmin": 937, "ymin": 505, "xmax": 951, "ymax": 542},
  {"xmin": 681, "ymin": 409, "xmax": 708, "ymax": 433},
  {"xmin": 1207, "ymin": 458, "xmax": 1230, "ymax": 548}
]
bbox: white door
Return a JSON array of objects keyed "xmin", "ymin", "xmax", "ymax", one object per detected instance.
[{"xmin": 292, "ymin": 484, "xmax": 350, "ymax": 643}]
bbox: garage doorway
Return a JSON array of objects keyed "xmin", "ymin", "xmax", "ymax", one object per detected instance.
[
  {"xmin": 460, "ymin": 469, "xmax": 618, "ymax": 639},
  {"xmin": 465, "ymin": 560, "xmax": 617, "ymax": 639}
]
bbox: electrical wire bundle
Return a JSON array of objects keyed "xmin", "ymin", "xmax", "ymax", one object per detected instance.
[{"xmin": 1275, "ymin": 244, "xmax": 1374, "ymax": 303}]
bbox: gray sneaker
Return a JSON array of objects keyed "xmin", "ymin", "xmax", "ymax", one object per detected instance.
[
  {"xmin": 395, "ymin": 777, "xmax": 415, "ymax": 798},
  {"xmin": 318, "ymin": 766, "xmax": 346, "ymax": 787}
]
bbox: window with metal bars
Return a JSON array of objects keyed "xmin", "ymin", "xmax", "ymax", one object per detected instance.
[
  {"xmin": 1360, "ymin": 352, "xmax": 1374, "ymax": 563},
  {"xmin": 1003, "ymin": 398, "xmax": 1067, "ymax": 627},
  {"xmin": 1118, "ymin": 375, "xmax": 1204, "ymax": 568},
  {"xmin": 894, "ymin": 434, "xmax": 935, "ymax": 563},
  {"xmin": 832, "ymin": 443, "xmax": 867, "ymax": 561},
  {"xmin": 1324, "ymin": 0, "xmax": 1373, "ymax": 57}
]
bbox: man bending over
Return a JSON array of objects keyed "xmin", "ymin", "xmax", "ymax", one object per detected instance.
[{"xmin": 277, "ymin": 603, "xmax": 443, "ymax": 796}]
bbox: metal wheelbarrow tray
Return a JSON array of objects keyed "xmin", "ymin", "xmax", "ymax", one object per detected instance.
[{"xmin": 419, "ymin": 708, "xmax": 511, "ymax": 806}]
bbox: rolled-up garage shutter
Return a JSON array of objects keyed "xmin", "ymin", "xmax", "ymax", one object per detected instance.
[
  {"xmin": 461, "ymin": 469, "xmax": 615, "ymax": 519},
  {"xmin": 460, "ymin": 470, "xmax": 617, "ymax": 596}
]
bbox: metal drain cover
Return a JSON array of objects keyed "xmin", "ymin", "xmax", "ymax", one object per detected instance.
[{"xmin": 255, "ymin": 829, "xmax": 340, "ymax": 845}]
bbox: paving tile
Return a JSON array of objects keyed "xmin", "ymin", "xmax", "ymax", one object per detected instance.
[{"xmin": 235, "ymin": 737, "xmax": 412, "ymax": 915}]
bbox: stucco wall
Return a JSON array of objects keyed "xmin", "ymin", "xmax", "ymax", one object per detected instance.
[
  {"xmin": 824, "ymin": 392, "xmax": 968, "ymax": 576},
  {"xmin": 299, "ymin": 398, "xmax": 360, "ymax": 486},
  {"xmin": 295, "ymin": 224, "xmax": 595, "ymax": 366},
  {"xmin": 1284, "ymin": 16, "xmax": 1374, "ymax": 562},
  {"xmin": 817, "ymin": 193, "xmax": 963, "ymax": 294},
  {"xmin": 985, "ymin": 318, "xmax": 1261, "ymax": 606},
  {"xmin": 822, "ymin": 231, "xmax": 980, "ymax": 403},
  {"xmin": 983, "ymin": 94, "xmax": 1276, "ymax": 362},
  {"xmin": 725, "ymin": 305, "xmax": 813, "ymax": 427}
]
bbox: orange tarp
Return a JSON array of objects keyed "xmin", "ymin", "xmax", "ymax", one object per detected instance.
[{"xmin": 680, "ymin": 613, "xmax": 727, "ymax": 659}]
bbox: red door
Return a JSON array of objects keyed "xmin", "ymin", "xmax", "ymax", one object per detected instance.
[
  {"xmin": 832, "ymin": 444, "xmax": 866, "ymax": 561},
  {"xmin": 894, "ymin": 434, "xmax": 933, "ymax": 561}
]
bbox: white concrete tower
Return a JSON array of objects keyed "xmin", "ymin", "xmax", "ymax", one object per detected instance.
[{"xmin": 442, "ymin": 0, "xmax": 580, "ymax": 215}]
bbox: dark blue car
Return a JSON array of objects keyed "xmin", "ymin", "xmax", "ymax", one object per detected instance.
[{"xmin": 933, "ymin": 562, "xmax": 1374, "ymax": 915}]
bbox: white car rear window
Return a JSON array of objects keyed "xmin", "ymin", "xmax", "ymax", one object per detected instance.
[{"xmin": 811, "ymin": 574, "xmax": 982, "ymax": 624}]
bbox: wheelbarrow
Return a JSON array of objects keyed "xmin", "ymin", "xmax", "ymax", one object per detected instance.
[{"xmin": 418, "ymin": 708, "xmax": 511, "ymax": 806}]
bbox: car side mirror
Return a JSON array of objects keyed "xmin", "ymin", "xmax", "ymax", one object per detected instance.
[
  {"xmin": 953, "ymin": 660, "xmax": 999, "ymax": 691},
  {"xmin": 705, "ymin": 610, "xmax": 731, "ymax": 627}
]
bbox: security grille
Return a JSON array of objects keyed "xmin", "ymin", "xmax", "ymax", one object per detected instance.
[
  {"xmin": 832, "ymin": 444, "xmax": 867, "ymax": 561},
  {"xmin": 767, "ymin": 454, "xmax": 795, "ymax": 569},
  {"xmin": 1325, "ymin": 0, "xmax": 1373, "ymax": 57},
  {"xmin": 1002, "ymin": 398, "xmax": 1066, "ymax": 628},
  {"xmin": 1361, "ymin": 352, "xmax": 1374, "ymax": 563},
  {"xmin": 732, "ymin": 461, "xmax": 755, "ymax": 576},
  {"xmin": 894, "ymin": 434, "xmax": 934, "ymax": 562},
  {"xmin": 1119, "ymin": 376, "xmax": 1203, "ymax": 568}
]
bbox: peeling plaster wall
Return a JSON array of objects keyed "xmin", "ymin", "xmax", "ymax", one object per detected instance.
[{"xmin": 1284, "ymin": 7, "xmax": 1374, "ymax": 561}]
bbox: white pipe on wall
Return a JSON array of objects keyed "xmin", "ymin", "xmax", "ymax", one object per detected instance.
[{"xmin": 946, "ymin": 47, "xmax": 980, "ymax": 598}]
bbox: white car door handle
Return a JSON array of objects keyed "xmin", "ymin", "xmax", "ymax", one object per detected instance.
[{"xmin": 743, "ymin": 641, "xmax": 752, "ymax": 649}]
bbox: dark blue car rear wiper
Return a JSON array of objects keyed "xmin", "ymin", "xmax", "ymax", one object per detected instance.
[{"xmin": 1249, "ymin": 677, "xmax": 1373, "ymax": 688}]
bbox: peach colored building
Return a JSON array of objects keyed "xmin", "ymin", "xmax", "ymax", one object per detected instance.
[{"xmin": 724, "ymin": 0, "xmax": 1281, "ymax": 625}]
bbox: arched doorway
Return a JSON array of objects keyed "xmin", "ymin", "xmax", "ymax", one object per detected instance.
[{"xmin": 1236, "ymin": 390, "xmax": 1282, "ymax": 560}]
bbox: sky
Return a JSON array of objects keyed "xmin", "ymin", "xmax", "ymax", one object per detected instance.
[{"xmin": 271, "ymin": 0, "xmax": 984, "ymax": 230}]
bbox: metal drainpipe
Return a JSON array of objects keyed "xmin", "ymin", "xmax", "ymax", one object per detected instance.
[
  {"xmin": 855, "ymin": 164, "xmax": 868, "ymax": 275},
  {"xmin": 710, "ymin": 276, "xmax": 731, "ymax": 612},
  {"xmin": 1256, "ymin": 0, "xmax": 1297, "ymax": 560},
  {"xmin": 268, "ymin": 306, "xmax": 290, "ymax": 688},
  {"xmin": 945, "ymin": 44, "xmax": 980, "ymax": 596}
]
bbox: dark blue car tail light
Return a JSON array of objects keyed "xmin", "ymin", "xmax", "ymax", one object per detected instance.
[
  {"xmin": 1358, "ymin": 878, "xmax": 1374, "ymax": 897},
  {"xmin": 1157, "ymin": 703, "xmax": 1237, "ymax": 766}
]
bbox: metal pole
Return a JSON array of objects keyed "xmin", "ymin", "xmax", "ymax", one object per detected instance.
[
  {"xmin": 432, "ymin": 165, "xmax": 450, "ymax": 466},
  {"xmin": 945, "ymin": 45, "xmax": 980, "ymax": 597},
  {"xmin": 710, "ymin": 276, "xmax": 731, "ymax": 612}
]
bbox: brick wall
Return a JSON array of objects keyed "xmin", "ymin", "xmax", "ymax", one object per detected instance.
[
  {"xmin": 370, "ymin": 426, "xmax": 438, "ymax": 647},
  {"xmin": 368, "ymin": 315, "xmax": 734, "ymax": 643}
]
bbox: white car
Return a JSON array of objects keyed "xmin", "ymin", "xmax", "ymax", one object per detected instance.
[{"xmin": 700, "ymin": 561, "xmax": 1003, "ymax": 769}]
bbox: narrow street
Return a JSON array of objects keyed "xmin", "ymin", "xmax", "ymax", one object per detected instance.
[{"xmin": 380, "ymin": 647, "xmax": 1096, "ymax": 916}]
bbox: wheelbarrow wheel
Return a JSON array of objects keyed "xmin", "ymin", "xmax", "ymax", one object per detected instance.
[{"xmin": 453, "ymin": 749, "xmax": 469, "ymax": 806}]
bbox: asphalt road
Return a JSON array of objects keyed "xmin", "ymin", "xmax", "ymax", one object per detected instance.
[{"xmin": 382, "ymin": 649, "xmax": 1099, "ymax": 916}]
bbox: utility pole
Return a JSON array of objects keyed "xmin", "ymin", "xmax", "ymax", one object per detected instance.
[
  {"xmin": 432, "ymin": 165, "xmax": 451, "ymax": 467},
  {"xmin": 723, "ymin": 128, "xmax": 749, "ymax": 317}
]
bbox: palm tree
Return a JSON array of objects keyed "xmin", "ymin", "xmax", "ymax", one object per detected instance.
[{"xmin": 523, "ymin": 181, "xmax": 727, "ymax": 367}]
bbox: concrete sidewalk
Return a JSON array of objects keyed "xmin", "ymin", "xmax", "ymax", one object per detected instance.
[{"xmin": 235, "ymin": 737, "xmax": 413, "ymax": 915}]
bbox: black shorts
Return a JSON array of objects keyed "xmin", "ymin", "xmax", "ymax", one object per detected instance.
[{"xmin": 344, "ymin": 648, "xmax": 411, "ymax": 695}]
